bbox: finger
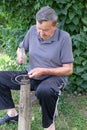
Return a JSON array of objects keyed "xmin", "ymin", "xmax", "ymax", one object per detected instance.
[
  {"xmin": 28, "ymin": 69, "xmax": 35, "ymax": 75},
  {"xmin": 28, "ymin": 73, "xmax": 34, "ymax": 78}
]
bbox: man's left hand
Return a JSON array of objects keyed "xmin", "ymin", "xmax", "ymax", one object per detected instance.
[{"xmin": 28, "ymin": 68, "xmax": 47, "ymax": 78}]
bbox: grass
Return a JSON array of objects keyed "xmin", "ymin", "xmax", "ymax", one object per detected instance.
[
  {"xmin": 0, "ymin": 91, "xmax": 87, "ymax": 130},
  {"xmin": 56, "ymin": 93, "xmax": 87, "ymax": 130}
]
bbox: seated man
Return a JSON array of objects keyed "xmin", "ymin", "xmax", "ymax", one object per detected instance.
[{"xmin": 0, "ymin": 6, "xmax": 74, "ymax": 130}]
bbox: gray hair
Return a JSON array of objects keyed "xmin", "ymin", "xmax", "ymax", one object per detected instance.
[{"xmin": 36, "ymin": 6, "xmax": 58, "ymax": 24}]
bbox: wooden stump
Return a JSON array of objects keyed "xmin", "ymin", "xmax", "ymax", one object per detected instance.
[{"xmin": 18, "ymin": 80, "xmax": 31, "ymax": 130}]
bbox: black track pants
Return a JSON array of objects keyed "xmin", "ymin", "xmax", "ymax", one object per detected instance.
[{"xmin": 0, "ymin": 71, "xmax": 64, "ymax": 128}]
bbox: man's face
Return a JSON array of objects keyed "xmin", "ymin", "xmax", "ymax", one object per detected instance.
[{"xmin": 36, "ymin": 20, "xmax": 57, "ymax": 40}]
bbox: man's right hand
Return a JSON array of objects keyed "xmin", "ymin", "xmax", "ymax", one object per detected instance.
[{"xmin": 16, "ymin": 56, "xmax": 24, "ymax": 65}]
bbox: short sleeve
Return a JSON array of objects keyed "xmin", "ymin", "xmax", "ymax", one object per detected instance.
[{"xmin": 60, "ymin": 33, "xmax": 74, "ymax": 64}]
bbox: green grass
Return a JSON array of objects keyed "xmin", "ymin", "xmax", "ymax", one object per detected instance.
[
  {"xmin": 56, "ymin": 93, "xmax": 87, "ymax": 130},
  {"xmin": 0, "ymin": 91, "xmax": 87, "ymax": 130}
]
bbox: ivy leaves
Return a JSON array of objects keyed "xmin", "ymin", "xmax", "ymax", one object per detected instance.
[{"xmin": 0, "ymin": 0, "xmax": 87, "ymax": 93}]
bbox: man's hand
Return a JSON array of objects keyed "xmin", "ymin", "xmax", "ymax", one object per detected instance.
[
  {"xmin": 16, "ymin": 56, "xmax": 24, "ymax": 65},
  {"xmin": 28, "ymin": 68, "xmax": 47, "ymax": 78}
]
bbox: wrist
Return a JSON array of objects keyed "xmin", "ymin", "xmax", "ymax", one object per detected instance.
[{"xmin": 43, "ymin": 68, "xmax": 50, "ymax": 75}]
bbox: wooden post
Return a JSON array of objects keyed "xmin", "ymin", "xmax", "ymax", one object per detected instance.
[{"xmin": 18, "ymin": 79, "xmax": 31, "ymax": 130}]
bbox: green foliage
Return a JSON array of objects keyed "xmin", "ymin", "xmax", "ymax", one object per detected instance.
[
  {"xmin": 0, "ymin": 53, "xmax": 25, "ymax": 70},
  {"xmin": 68, "ymin": 32, "xmax": 87, "ymax": 93},
  {"xmin": 0, "ymin": 0, "xmax": 87, "ymax": 93}
]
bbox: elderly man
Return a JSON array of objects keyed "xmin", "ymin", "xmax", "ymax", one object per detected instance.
[{"xmin": 0, "ymin": 6, "xmax": 74, "ymax": 130}]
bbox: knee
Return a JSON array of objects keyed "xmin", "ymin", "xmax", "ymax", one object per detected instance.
[{"xmin": 36, "ymin": 86, "xmax": 50, "ymax": 99}]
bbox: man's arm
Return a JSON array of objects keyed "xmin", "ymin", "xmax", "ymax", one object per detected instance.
[
  {"xmin": 28, "ymin": 63, "xmax": 73, "ymax": 78},
  {"xmin": 46, "ymin": 63, "xmax": 73, "ymax": 76},
  {"xmin": 16, "ymin": 47, "xmax": 27, "ymax": 64}
]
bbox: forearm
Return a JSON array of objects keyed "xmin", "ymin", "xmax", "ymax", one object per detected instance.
[
  {"xmin": 28, "ymin": 63, "xmax": 73, "ymax": 78},
  {"xmin": 44, "ymin": 66, "xmax": 73, "ymax": 76},
  {"xmin": 16, "ymin": 48, "xmax": 27, "ymax": 64}
]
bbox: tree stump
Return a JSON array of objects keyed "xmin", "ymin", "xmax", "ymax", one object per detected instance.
[{"xmin": 18, "ymin": 79, "xmax": 31, "ymax": 130}]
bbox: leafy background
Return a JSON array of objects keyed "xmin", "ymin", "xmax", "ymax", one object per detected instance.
[{"xmin": 0, "ymin": 0, "xmax": 87, "ymax": 93}]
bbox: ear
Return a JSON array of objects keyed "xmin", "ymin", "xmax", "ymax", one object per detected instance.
[
  {"xmin": 56, "ymin": 23, "xmax": 58, "ymax": 28},
  {"xmin": 54, "ymin": 23, "xmax": 58, "ymax": 30}
]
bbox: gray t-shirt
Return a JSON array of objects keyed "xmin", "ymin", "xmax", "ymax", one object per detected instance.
[{"xmin": 19, "ymin": 25, "xmax": 74, "ymax": 83}]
